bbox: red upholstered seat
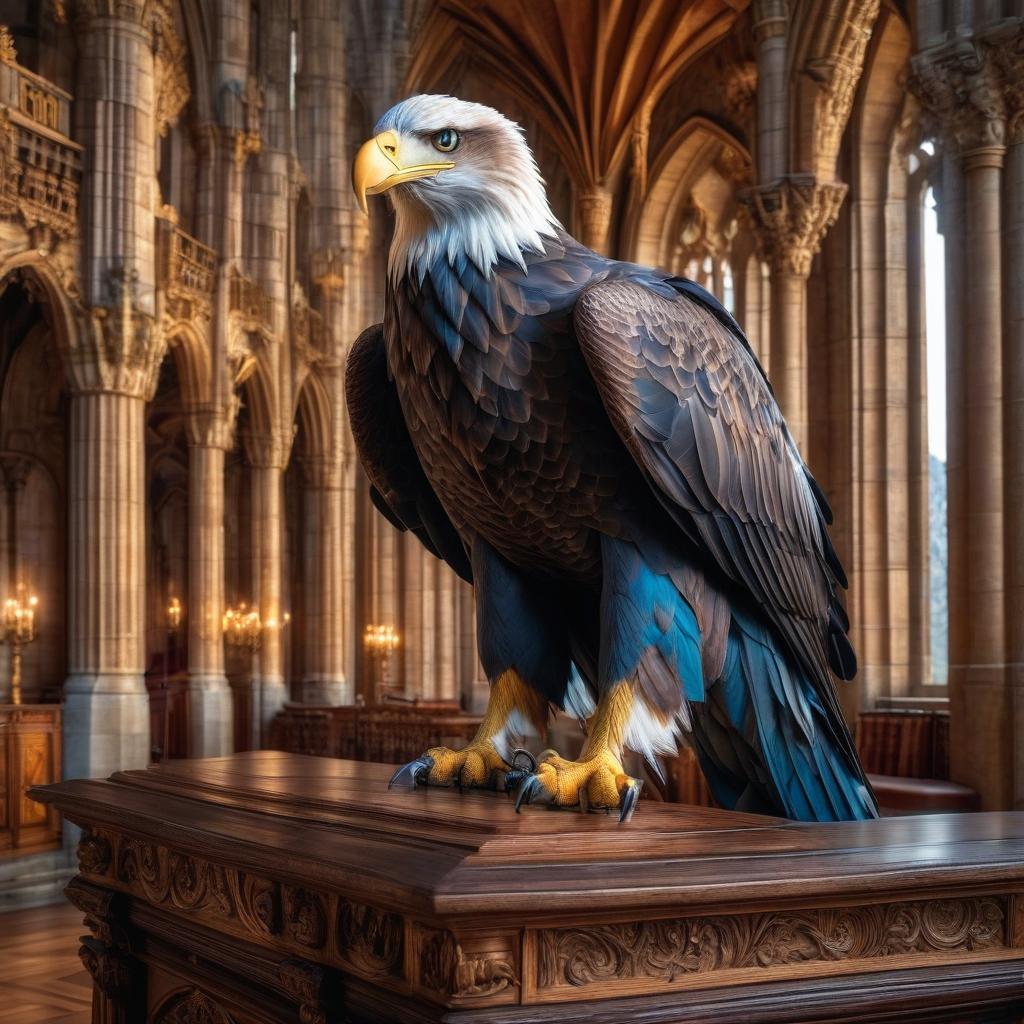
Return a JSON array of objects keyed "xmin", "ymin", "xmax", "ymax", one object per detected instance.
[{"xmin": 868, "ymin": 773, "xmax": 981, "ymax": 815}]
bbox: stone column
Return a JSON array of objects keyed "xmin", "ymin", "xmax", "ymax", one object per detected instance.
[
  {"xmin": 184, "ymin": 413, "xmax": 232, "ymax": 756},
  {"xmin": 65, "ymin": 386, "xmax": 151, "ymax": 780},
  {"xmin": 246, "ymin": 435, "xmax": 289, "ymax": 744},
  {"xmin": 1000, "ymin": 45, "xmax": 1024, "ymax": 810},
  {"xmin": 436, "ymin": 564, "xmax": 456, "ymax": 701},
  {"xmin": 300, "ymin": 456, "xmax": 348, "ymax": 704},
  {"xmin": 913, "ymin": 41, "xmax": 1010, "ymax": 807},
  {"xmin": 742, "ymin": 177, "xmax": 847, "ymax": 450},
  {"xmin": 752, "ymin": 0, "xmax": 788, "ymax": 184},
  {"xmin": 66, "ymin": 0, "xmax": 163, "ymax": 780},
  {"xmin": 399, "ymin": 532, "xmax": 423, "ymax": 703},
  {"xmin": 576, "ymin": 188, "xmax": 614, "ymax": 254}
]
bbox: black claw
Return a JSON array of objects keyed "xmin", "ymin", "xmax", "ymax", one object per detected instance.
[
  {"xmin": 619, "ymin": 779, "xmax": 643, "ymax": 824},
  {"xmin": 503, "ymin": 768, "xmax": 531, "ymax": 794},
  {"xmin": 514, "ymin": 774, "xmax": 544, "ymax": 813},
  {"xmin": 503, "ymin": 748, "xmax": 538, "ymax": 795},
  {"xmin": 388, "ymin": 755, "xmax": 434, "ymax": 790}
]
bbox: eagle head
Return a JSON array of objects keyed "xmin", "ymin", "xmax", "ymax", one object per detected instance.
[{"xmin": 352, "ymin": 94, "xmax": 560, "ymax": 280}]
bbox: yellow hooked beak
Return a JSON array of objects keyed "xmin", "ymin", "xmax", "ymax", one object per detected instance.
[{"xmin": 352, "ymin": 130, "xmax": 455, "ymax": 215}]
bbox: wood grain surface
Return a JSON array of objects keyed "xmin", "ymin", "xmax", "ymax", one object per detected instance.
[{"xmin": 30, "ymin": 751, "xmax": 1024, "ymax": 1023}]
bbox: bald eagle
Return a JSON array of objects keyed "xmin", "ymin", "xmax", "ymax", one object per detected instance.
[{"xmin": 347, "ymin": 95, "xmax": 877, "ymax": 823}]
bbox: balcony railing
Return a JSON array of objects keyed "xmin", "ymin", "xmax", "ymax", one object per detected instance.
[
  {"xmin": 293, "ymin": 295, "xmax": 327, "ymax": 361},
  {"xmin": 229, "ymin": 269, "xmax": 275, "ymax": 337},
  {"xmin": 0, "ymin": 45, "xmax": 81, "ymax": 240},
  {"xmin": 159, "ymin": 216, "xmax": 217, "ymax": 321}
]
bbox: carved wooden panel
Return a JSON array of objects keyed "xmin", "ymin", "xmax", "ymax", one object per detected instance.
[
  {"xmin": 415, "ymin": 926, "xmax": 519, "ymax": 1004},
  {"xmin": 80, "ymin": 829, "xmax": 406, "ymax": 986},
  {"xmin": 0, "ymin": 704, "xmax": 60, "ymax": 852},
  {"xmin": 153, "ymin": 988, "xmax": 236, "ymax": 1024},
  {"xmin": 535, "ymin": 896, "xmax": 1009, "ymax": 998},
  {"xmin": 18, "ymin": 731, "xmax": 50, "ymax": 825},
  {"xmin": 0, "ymin": 731, "xmax": 7, "ymax": 831}
]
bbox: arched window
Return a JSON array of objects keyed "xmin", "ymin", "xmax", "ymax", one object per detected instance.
[{"xmin": 923, "ymin": 179, "xmax": 948, "ymax": 685}]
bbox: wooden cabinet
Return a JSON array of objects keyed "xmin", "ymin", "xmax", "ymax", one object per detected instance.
[
  {"xmin": 0, "ymin": 703, "xmax": 60, "ymax": 854},
  {"xmin": 33, "ymin": 752, "xmax": 1024, "ymax": 1023}
]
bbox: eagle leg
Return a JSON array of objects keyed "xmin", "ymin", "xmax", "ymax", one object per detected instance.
[
  {"xmin": 389, "ymin": 670, "xmax": 546, "ymax": 792},
  {"xmin": 515, "ymin": 682, "xmax": 643, "ymax": 822}
]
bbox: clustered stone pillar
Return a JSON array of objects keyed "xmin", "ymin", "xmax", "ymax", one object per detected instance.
[
  {"xmin": 247, "ymin": 436, "xmax": 288, "ymax": 743},
  {"xmin": 65, "ymin": 386, "xmax": 151, "ymax": 780},
  {"xmin": 185, "ymin": 414, "xmax": 232, "ymax": 756},
  {"xmin": 66, "ymin": 1, "xmax": 161, "ymax": 779},
  {"xmin": 912, "ymin": 31, "xmax": 1020, "ymax": 809},
  {"xmin": 576, "ymin": 188, "xmax": 614, "ymax": 254},
  {"xmin": 753, "ymin": 0, "xmax": 787, "ymax": 184},
  {"xmin": 1001, "ymin": 54, "xmax": 1024, "ymax": 811},
  {"xmin": 300, "ymin": 455, "xmax": 348, "ymax": 704}
]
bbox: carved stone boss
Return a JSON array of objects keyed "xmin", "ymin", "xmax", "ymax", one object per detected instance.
[{"xmin": 73, "ymin": 828, "xmax": 1023, "ymax": 1008}]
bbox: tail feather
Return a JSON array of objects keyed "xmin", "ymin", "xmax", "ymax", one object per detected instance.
[{"xmin": 693, "ymin": 606, "xmax": 878, "ymax": 822}]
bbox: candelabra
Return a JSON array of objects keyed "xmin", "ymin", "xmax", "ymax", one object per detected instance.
[
  {"xmin": 2, "ymin": 583, "xmax": 38, "ymax": 705},
  {"xmin": 223, "ymin": 602, "xmax": 263, "ymax": 652},
  {"xmin": 364, "ymin": 623, "xmax": 400, "ymax": 702}
]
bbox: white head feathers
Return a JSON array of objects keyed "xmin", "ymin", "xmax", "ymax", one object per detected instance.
[{"xmin": 372, "ymin": 95, "xmax": 562, "ymax": 282}]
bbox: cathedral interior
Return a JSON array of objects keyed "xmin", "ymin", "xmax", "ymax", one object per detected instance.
[{"xmin": 2, "ymin": 1, "xmax": 1024, "ymax": 1019}]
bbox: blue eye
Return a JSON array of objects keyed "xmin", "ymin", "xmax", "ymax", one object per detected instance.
[{"xmin": 432, "ymin": 129, "xmax": 459, "ymax": 153}]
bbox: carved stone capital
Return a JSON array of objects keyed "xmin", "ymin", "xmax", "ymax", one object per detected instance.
[
  {"xmin": 243, "ymin": 430, "xmax": 293, "ymax": 471},
  {"xmin": 985, "ymin": 23, "xmax": 1024, "ymax": 146},
  {"xmin": 70, "ymin": 265, "xmax": 164, "ymax": 398},
  {"xmin": 910, "ymin": 39, "xmax": 1007, "ymax": 154},
  {"xmin": 740, "ymin": 176, "xmax": 847, "ymax": 278},
  {"xmin": 186, "ymin": 405, "xmax": 234, "ymax": 450},
  {"xmin": 150, "ymin": 0, "xmax": 190, "ymax": 136}
]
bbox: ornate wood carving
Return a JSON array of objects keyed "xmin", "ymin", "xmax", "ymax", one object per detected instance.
[
  {"xmin": 420, "ymin": 928, "xmax": 518, "ymax": 999},
  {"xmin": 78, "ymin": 829, "xmax": 111, "ymax": 874},
  {"xmin": 338, "ymin": 900, "xmax": 403, "ymax": 976},
  {"xmin": 100, "ymin": 833, "xmax": 284, "ymax": 941},
  {"xmin": 154, "ymin": 988, "xmax": 235, "ymax": 1024},
  {"xmin": 537, "ymin": 896, "xmax": 1008, "ymax": 990},
  {"xmin": 283, "ymin": 885, "xmax": 328, "ymax": 949},
  {"xmin": 65, "ymin": 876, "xmax": 140, "ymax": 1016},
  {"xmin": 78, "ymin": 935, "xmax": 133, "ymax": 999},
  {"xmin": 278, "ymin": 959, "xmax": 327, "ymax": 1024}
]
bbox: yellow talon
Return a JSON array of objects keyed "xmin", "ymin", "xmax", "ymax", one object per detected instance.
[
  {"xmin": 424, "ymin": 740, "xmax": 510, "ymax": 788},
  {"xmin": 527, "ymin": 748, "xmax": 638, "ymax": 810}
]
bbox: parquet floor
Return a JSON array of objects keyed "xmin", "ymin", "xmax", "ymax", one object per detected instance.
[{"xmin": 0, "ymin": 902, "xmax": 92, "ymax": 1023}]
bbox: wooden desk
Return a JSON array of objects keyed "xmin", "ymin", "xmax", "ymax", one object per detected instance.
[{"xmin": 32, "ymin": 751, "xmax": 1024, "ymax": 1023}]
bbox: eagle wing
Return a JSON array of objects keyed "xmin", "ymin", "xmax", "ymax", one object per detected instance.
[
  {"xmin": 574, "ymin": 276, "xmax": 854, "ymax": 717},
  {"xmin": 345, "ymin": 324, "xmax": 472, "ymax": 582}
]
